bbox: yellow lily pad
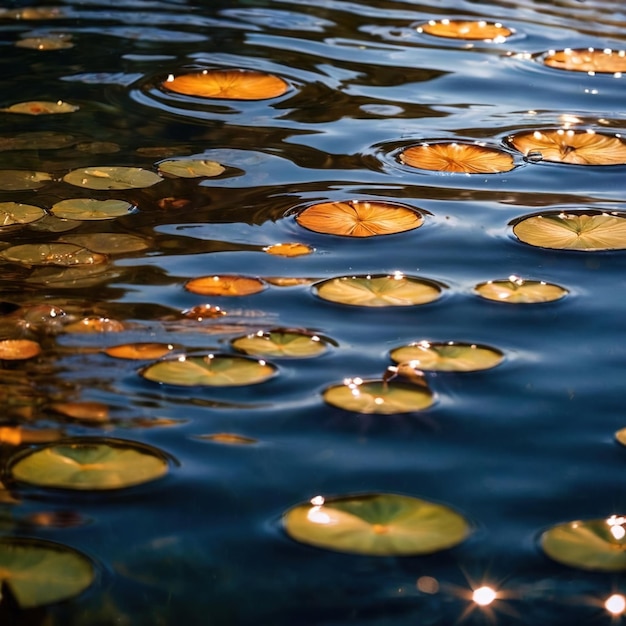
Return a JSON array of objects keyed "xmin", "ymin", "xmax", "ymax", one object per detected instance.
[
  {"xmin": 323, "ymin": 378, "xmax": 434, "ymax": 414},
  {"xmin": 283, "ymin": 493, "xmax": 470, "ymax": 556},
  {"xmin": 314, "ymin": 274, "xmax": 443, "ymax": 307},
  {"xmin": 9, "ymin": 438, "xmax": 169, "ymax": 490},
  {"xmin": 231, "ymin": 330, "xmax": 330, "ymax": 358},
  {"xmin": 474, "ymin": 277, "xmax": 568, "ymax": 303},
  {"xmin": 0, "ymin": 170, "xmax": 52, "ymax": 190},
  {"xmin": 63, "ymin": 166, "xmax": 162, "ymax": 190},
  {"xmin": 390, "ymin": 341, "xmax": 504, "ymax": 372},
  {"xmin": 541, "ymin": 516, "xmax": 626, "ymax": 571},
  {"xmin": 157, "ymin": 159, "xmax": 225, "ymax": 178},
  {"xmin": 0, "ymin": 202, "xmax": 46, "ymax": 227},
  {"xmin": 140, "ymin": 354, "xmax": 277, "ymax": 387},
  {"xmin": 0, "ymin": 243, "xmax": 108, "ymax": 266},
  {"xmin": 1, "ymin": 100, "xmax": 78, "ymax": 115},
  {"xmin": 50, "ymin": 198, "xmax": 134, "ymax": 221},
  {"xmin": 0, "ymin": 537, "xmax": 94, "ymax": 608},
  {"xmin": 512, "ymin": 211, "xmax": 626, "ymax": 251}
]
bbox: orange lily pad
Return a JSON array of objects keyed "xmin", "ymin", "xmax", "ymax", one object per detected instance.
[
  {"xmin": 544, "ymin": 48, "xmax": 626, "ymax": 74},
  {"xmin": 416, "ymin": 19, "xmax": 512, "ymax": 41},
  {"xmin": 63, "ymin": 317, "xmax": 125, "ymax": 333},
  {"xmin": 1, "ymin": 100, "xmax": 78, "ymax": 115},
  {"xmin": 263, "ymin": 242, "xmax": 314, "ymax": 256},
  {"xmin": 185, "ymin": 275, "xmax": 266, "ymax": 297},
  {"xmin": 104, "ymin": 342, "xmax": 175, "ymax": 360},
  {"xmin": 0, "ymin": 339, "xmax": 41, "ymax": 360},
  {"xmin": 400, "ymin": 142, "xmax": 515, "ymax": 173}
]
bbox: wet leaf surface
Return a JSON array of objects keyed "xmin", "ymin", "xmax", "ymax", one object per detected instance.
[
  {"xmin": 63, "ymin": 166, "xmax": 162, "ymax": 190},
  {"xmin": 50, "ymin": 198, "xmax": 135, "ymax": 221}
]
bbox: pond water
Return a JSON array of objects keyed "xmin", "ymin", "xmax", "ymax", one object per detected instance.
[{"xmin": 1, "ymin": 0, "xmax": 626, "ymax": 624}]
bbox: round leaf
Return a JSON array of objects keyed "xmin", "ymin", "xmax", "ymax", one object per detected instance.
[
  {"xmin": 59, "ymin": 232, "xmax": 150, "ymax": 254},
  {"xmin": 105, "ymin": 342, "xmax": 174, "ymax": 360},
  {"xmin": 157, "ymin": 159, "xmax": 225, "ymax": 178},
  {"xmin": 0, "ymin": 339, "xmax": 41, "ymax": 360},
  {"xmin": 544, "ymin": 48, "xmax": 626, "ymax": 73},
  {"xmin": 283, "ymin": 493, "xmax": 470, "ymax": 556},
  {"xmin": 185, "ymin": 275, "xmax": 266, "ymax": 297},
  {"xmin": 314, "ymin": 274, "xmax": 443, "ymax": 307},
  {"xmin": 474, "ymin": 277, "xmax": 568, "ymax": 303},
  {"xmin": 0, "ymin": 538, "xmax": 94, "ymax": 608},
  {"xmin": 323, "ymin": 379, "xmax": 434, "ymax": 414},
  {"xmin": 416, "ymin": 19, "xmax": 512, "ymax": 41},
  {"xmin": 50, "ymin": 198, "xmax": 134, "ymax": 221},
  {"xmin": 1, "ymin": 100, "xmax": 78, "ymax": 115},
  {"xmin": 541, "ymin": 516, "xmax": 626, "ymax": 571},
  {"xmin": 0, "ymin": 202, "xmax": 45, "ymax": 227},
  {"xmin": 63, "ymin": 166, "xmax": 162, "ymax": 190},
  {"xmin": 0, "ymin": 170, "xmax": 52, "ymax": 191},
  {"xmin": 231, "ymin": 330, "xmax": 330, "ymax": 358},
  {"xmin": 140, "ymin": 354, "xmax": 277, "ymax": 387},
  {"xmin": 263, "ymin": 242, "xmax": 313, "ymax": 257},
  {"xmin": 9, "ymin": 439, "xmax": 169, "ymax": 490},
  {"xmin": 390, "ymin": 341, "xmax": 504, "ymax": 372},
  {"xmin": 15, "ymin": 35, "xmax": 73, "ymax": 50},
  {"xmin": 0, "ymin": 243, "xmax": 108, "ymax": 266}
]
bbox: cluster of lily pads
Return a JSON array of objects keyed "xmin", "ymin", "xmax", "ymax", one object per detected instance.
[{"xmin": 1, "ymin": 7, "xmax": 626, "ymax": 613}]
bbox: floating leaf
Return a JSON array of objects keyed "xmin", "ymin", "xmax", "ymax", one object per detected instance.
[
  {"xmin": 0, "ymin": 243, "xmax": 107, "ymax": 266},
  {"xmin": 544, "ymin": 48, "xmax": 626, "ymax": 73},
  {"xmin": 0, "ymin": 427, "xmax": 61, "ymax": 445},
  {"xmin": 616, "ymin": 428, "xmax": 626, "ymax": 447},
  {"xmin": 0, "ymin": 7, "xmax": 66, "ymax": 19},
  {"xmin": 416, "ymin": 19, "xmax": 512, "ymax": 41},
  {"xmin": 283, "ymin": 493, "xmax": 470, "ymax": 556},
  {"xmin": 512, "ymin": 211, "xmax": 626, "ymax": 251},
  {"xmin": 1, "ymin": 100, "xmax": 78, "ymax": 115},
  {"xmin": 231, "ymin": 330, "xmax": 329, "ymax": 358},
  {"xmin": 0, "ymin": 339, "xmax": 41, "ymax": 360},
  {"xmin": 16, "ymin": 35, "xmax": 73, "ymax": 50},
  {"xmin": 390, "ymin": 341, "xmax": 504, "ymax": 372},
  {"xmin": 0, "ymin": 202, "xmax": 45, "ymax": 227},
  {"xmin": 263, "ymin": 242, "xmax": 313, "ymax": 256},
  {"xmin": 27, "ymin": 264, "xmax": 120, "ymax": 288},
  {"xmin": 323, "ymin": 379, "xmax": 434, "ymax": 414},
  {"xmin": 195, "ymin": 433, "xmax": 258, "ymax": 445},
  {"xmin": 76, "ymin": 141, "xmax": 120, "ymax": 154},
  {"xmin": 180, "ymin": 304, "xmax": 227, "ymax": 320},
  {"xmin": 541, "ymin": 516, "xmax": 626, "ymax": 571},
  {"xmin": 49, "ymin": 401, "xmax": 109, "ymax": 423},
  {"xmin": 140, "ymin": 354, "xmax": 277, "ymax": 387},
  {"xmin": 508, "ymin": 129, "xmax": 626, "ymax": 165},
  {"xmin": 296, "ymin": 200, "xmax": 423, "ymax": 237},
  {"xmin": 185, "ymin": 275, "xmax": 266, "ymax": 297},
  {"xmin": 157, "ymin": 159, "xmax": 225, "ymax": 178},
  {"xmin": 162, "ymin": 69, "xmax": 289, "ymax": 100},
  {"xmin": 314, "ymin": 274, "xmax": 443, "ymax": 307},
  {"xmin": 9, "ymin": 438, "xmax": 169, "ymax": 490},
  {"xmin": 400, "ymin": 142, "xmax": 515, "ymax": 173},
  {"xmin": 265, "ymin": 276, "xmax": 317, "ymax": 287},
  {"xmin": 0, "ymin": 131, "xmax": 76, "ymax": 151},
  {"xmin": 0, "ymin": 170, "xmax": 52, "ymax": 190},
  {"xmin": 63, "ymin": 166, "xmax": 162, "ymax": 190},
  {"xmin": 50, "ymin": 198, "xmax": 134, "ymax": 221},
  {"xmin": 59, "ymin": 232, "xmax": 150, "ymax": 254},
  {"xmin": 475, "ymin": 277, "xmax": 568, "ymax": 303},
  {"xmin": 63, "ymin": 317, "xmax": 125, "ymax": 333},
  {"xmin": 0, "ymin": 538, "xmax": 94, "ymax": 608},
  {"xmin": 104, "ymin": 342, "xmax": 174, "ymax": 360}
]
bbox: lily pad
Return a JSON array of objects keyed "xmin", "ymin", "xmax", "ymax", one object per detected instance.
[
  {"xmin": 0, "ymin": 170, "xmax": 52, "ymax": 190},
  {"xmin": 475, "ymin": 277, "xmax": 568, "ymax": 303},
  {"xmin": 140, "ymin": 354, "xmax": 277, "ymax": 387},
  {"xmin": 63, "ymin": 166, "xmax": 162, "ymax": 190},
  {"xmin": 0, "ymin": 202, "xmax": 46, "ymax": 227},
  {"xmin": 0, "ymin": 243, "xmax": 108, "ymax": 266},
  {"xmin": 162, "ymin": 69, "xmax": 289, "ymax": 100},
  {"xmin": 157, "ymin": 159, "xmax": 225, "ymax": 178},
  {"xmin": 323, "ymin": 378, "xmax": 434, "ymax": 414},
  {"xmin": 185, "ymin": 275, "xmax": 266, "ymax": 297},
  {"xmin": 104, "ymin": 342, "xmax": 174, "ymax": 360},
  {"xmin": 63, "ymin": 317, "xmax": 125, "ymax": 333},
  {"xmin": 50, "ymin": 199, "xmax": 135, "ymax": 220},
  {"xmin": 296, "ymin": 200, "xmax": 423, "ymax": 237},
  {"xmin": 399, "ymin": 142, "xmax": 515, "ymax": 174},
  {"xmin": 416, "ymin": 19, "xmax": 512, "ymax": 41},
  {"xmin": 263, "ymin": 242, "xmax": 314, "ymax": 257},
  {"xmin": 195, "ymin": 433, "xmax": 258, "ymax": 445},
  {"xmin": 0, "ymin": 339, "xmax": 41, "ymax": 360},
  {"xmin": 59, "ymin": 232, "xmax": 150, "ymax": 254},
  {"xmin": 390, "ymin": 341, "xmax": 504, "ymax": 372},
  {"xmin": 283, "ymin": 493, "xmax": 470, "ymax": 556},
  {"xmin": 541, "ymin": 516, "xmax": 626, "ymax": 571},
  {"xmin": 231, "ymin": 330, "xmax": 329, "ymax": 358},
  {"xmin": 15, "ymin": 35, "xmax": 73, "ymax": 50},
  {"xmin": 0, "ymin": 537, "xmax": 94, "ymax": 608},
  {"xmin": 0, "ymin": 131, "xmax": 76, "ymax": 151},
  {"xmin": 512, "ymin": 211, "xmax": 626, "ymax": 251},
  {"xmin": 314, "ymin": 274, "xmax": 443, "ymax": 307},
  {"xmin": 9, "ymin": 438, "xmax": 169, "ymax": 490},
  {"xmin": 1, "ymin": 100, "xmax": 78, "ymax": 115},
  {"xmin": 543, "ymin": 48, "xmax": 626, "ymax": 74}
]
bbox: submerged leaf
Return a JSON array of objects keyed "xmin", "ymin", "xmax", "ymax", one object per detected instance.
[
  {"xmin": 1, "ymin": 100, "xmax": 78, "ymax": 115},
  {"xmin": 314, "ymin": 274, "xmax": 443, "ymax": 307},
  {"xmin": 508, "ymin": 129, "xmax": 626, "ymax": 165},
  {"xmin": 390, "ymin": 341, "xmax": 504, "ymax": 372},
  {"xmin": 162, "ymin": 69, "xmax": 289, "ymax": 100},
  {"xmin": 296, "ymin": 200, "xmax": 423, "ymax": 237},
  {"xmin": 140, "ymin": 354, "xmax": 277, "ymax": 387},
  {"xmin": 59, "ymin": 232, "xmax": 150, "ymax": 254},
  {"xmin": 195, "ymin": 433, "xmax": 258, "ymax": 445},
  {"xmin": 400, "ymin": 142, "xmax": 515, "ymax": 174},
  {"xmin": 544, "ymin": 48, "xmax": 626, "ymax": 73},
  {"xmin": 283, "ymin": 493, "xmax": 470, "ymax": 555},
  {"xmin": 231, "ymin": 330, "xmax": 329, "ymax": 358},
  {"xmin": 63, "ymin": 166, "xmax": 162, "ymax": 190},
  {"xmin": 0, "ymin": 538, "xmax": 94, "ymax": 608},
  {"xmin": 0, "ymin": 170, "xmax": 52, "ymax": 190},
  {"xmin": 512, "ymin": 211, "xmax": 626, "ymax": 251},
  {"xmin": 475, "ymin": 277, "xmax": 568, "ymax": 303},
  {"xmin": 416, "ymin": 19, "xmax": 512, "ymax": 41},
  {"xmin": 0, "ymin": 202, "xmax": 46, "ymax": 227},
  {"xmin": 51, "ymin": 198, "xmax": 134, "ymax": 220},
  {"xmin": 157, "ymin": 159, "xmax": 225, "ymax": 178},
  {"xmin": 16, "ymin": 35, "xmax": 74, "ymax": 50},
  {"xmin": 185, "ymin": 275, "xmax": 266, "ymax": 297}
]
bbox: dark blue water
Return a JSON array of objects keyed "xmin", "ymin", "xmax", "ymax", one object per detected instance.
[{"xmin": 1, "ymin": 0, "xmax": 626, "ymax": 624}]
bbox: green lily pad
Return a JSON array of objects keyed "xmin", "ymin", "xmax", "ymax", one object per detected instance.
[
  {"xmin": 474, "ymin": 277, "xmax": 568, "ymax": 303},
  {"xmin": 140, "ymin": 354, "xmax": 277, "ymax": 387},
  {"xmin": 540, "ymin": 516, "xmax": 626, "ymax": 571},
  {"xmin": 0, "ymin": 537, "xmax": 94, "ymax": 608},
  {"xmin": 323, "ymin": 379, "xmax": 434, "ymax": 414},
  {"xmin": 50, "ymin": 199, "xmax": 134, "ymax": 221},
  {"xmin": 231, "ymin": 330, "xmax": 330, "ymax": 358},
  {"xmin": 63, "ymin": 166, "xmax": 162, "ymax": 190},
  {"xmin": 9, "ymin": 438, "xmax": 169, "ymax": 490},
  {"xmin": 390, "ymin": 341, "xmax": 504, "ymax": 372},
  {"xmin": 59, "ymin": 232, "xmax": 150, "ymax": 254},
  {"xmin": 0, "ymin": 170, "xmax": 52, "ymax": 191},
  {"xmin": 0, "ymin": 202, "xmax": 46, "ymax": 227},
  {"xmin": 283, "ymin": 493, "xmax": 470, "ymax": 556},
  {"xmin": 26, "ymin": 264, "xmax": 121, "ymax": 288},
  {"xmin": 0, "ymin": 243, "xmax": 107, "ymax": 266},
  {"xmin": 157, "ymin": 159, "xmax": 225, "ymax": 178},
  {"xmin": 314, "ymin": 274, "xmax": 444, "ymax": 307}
]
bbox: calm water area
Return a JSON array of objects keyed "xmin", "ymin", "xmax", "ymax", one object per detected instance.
[{"xmin": 1, "ymin": 0, "xmax": 626, "ymax": 624}]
